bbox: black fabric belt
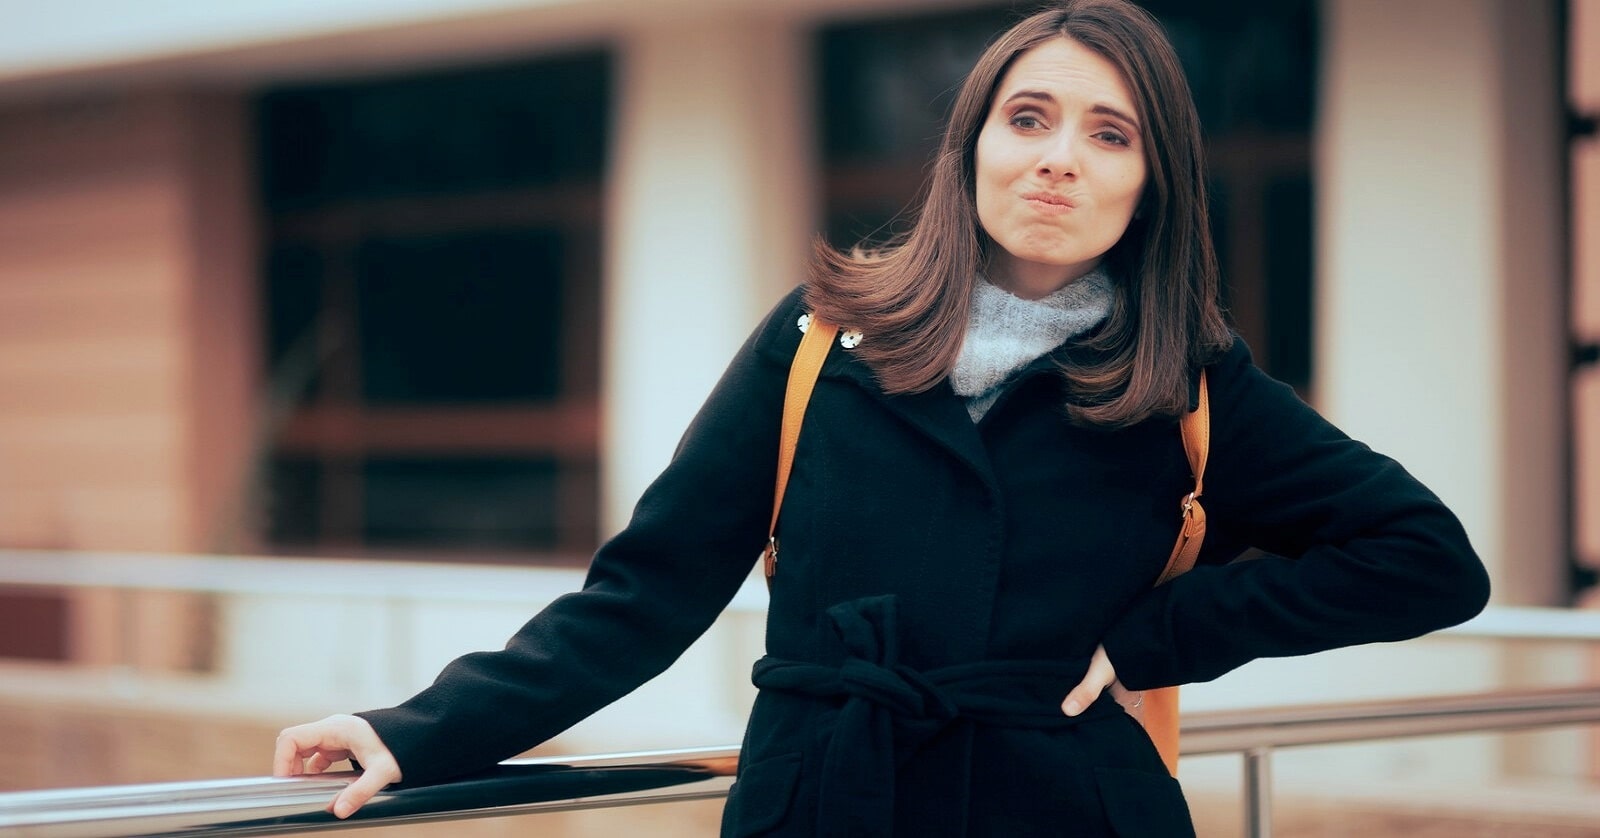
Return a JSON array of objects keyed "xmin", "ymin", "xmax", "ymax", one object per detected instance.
[{"xmin": 751, "ymin": 595, "xmax": 1121, "ymax": 837}]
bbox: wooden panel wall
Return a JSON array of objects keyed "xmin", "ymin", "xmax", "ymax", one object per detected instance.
[
  {"xmin": 0, "ymin": 90, "xmax": 258, "ymax": 668},
  {"xmin": 0, "ymin": 95, "xmax": 191, "ymax": 551}
]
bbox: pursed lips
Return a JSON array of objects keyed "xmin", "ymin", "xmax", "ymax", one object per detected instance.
[{"xmin": 1021, "ymin": 190, "xmax": 1078, "ymax": 214}]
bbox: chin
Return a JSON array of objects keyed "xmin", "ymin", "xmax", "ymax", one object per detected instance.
[{"xmin": 1014, "ymin": 250, "xmax": 1085, "ymax": 271}]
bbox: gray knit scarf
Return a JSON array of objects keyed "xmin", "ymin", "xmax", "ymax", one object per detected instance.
[{"xmin": 950, "ymin": 267, "xmax": 1115, "ymax": 421}]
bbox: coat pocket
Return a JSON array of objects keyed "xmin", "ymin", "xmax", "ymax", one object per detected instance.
[
  {"xmin": 722, "ymin": 752, "xmax": 803, "ymax": 837},
  {"xmin": 1092, "ymin": 766, "xmax": 1196, "ymax": 837}
]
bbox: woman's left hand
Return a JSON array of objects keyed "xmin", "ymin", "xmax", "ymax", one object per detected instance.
[{"xmin": 1061, "ymin": 644, "xmax": 1140, "ymax": 717}]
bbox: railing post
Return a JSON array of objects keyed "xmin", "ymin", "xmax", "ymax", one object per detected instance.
[{"xmin": 1243, "ymin": 745, "xmax": 1273, "ymax": 838}]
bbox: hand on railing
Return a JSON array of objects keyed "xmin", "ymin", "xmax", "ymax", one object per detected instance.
[{"xmin": 273, "ymin": 714, "xmax": 402, "ymax": 818}]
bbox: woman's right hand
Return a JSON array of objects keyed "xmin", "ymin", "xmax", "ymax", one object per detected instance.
[{"xmin": 273, "ymin": 714, "xmax": 402, "ymax": 819}]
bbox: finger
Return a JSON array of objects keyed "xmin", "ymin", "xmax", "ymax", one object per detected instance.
[
  {"xmin": 273, "ymin": 730, "xmax": 307, "ymax": 777},
  {"xmin": 275, "ymin": 719, "xmax": 354, "ymax": 776},
  {"xmin": 306, "ymin": 749, "xmax": 351, "ymax": 775},
  {"xmin": 1062, "ymin": 655, "xmax": 1116, "ymax": 716},
  {"xmin": 332, "ymin": 760, "xmax": 399, "ymax": 819},
  {"xmin": 1061, "ymin": 679, "xmax": 1106, "ymax": 716}
]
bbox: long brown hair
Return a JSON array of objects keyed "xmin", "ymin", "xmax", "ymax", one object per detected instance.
[{"xmin": 805, "ymin": 0, "xmax": 1232, "ymax": 427}]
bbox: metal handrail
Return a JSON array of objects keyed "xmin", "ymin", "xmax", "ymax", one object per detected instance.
[
  {"xmin": 3, "ymin": 685, "xmax": 1597, "ymax": 838},
  {"xmin": 0, "ymin": 746, "xmax": 741, "ymax": 838},
  {"xmin": 1180, "ymin": 682, "xmax": 1600, "ymax": 753}
]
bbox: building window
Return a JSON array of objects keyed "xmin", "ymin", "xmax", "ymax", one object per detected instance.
[
  {"xmin": 256, "ymin": 53, "xmax": 608, "ymax": 562},
  {"xmin": 816, "ymin": 0, "xmax": 1317, "ymax": 390}
]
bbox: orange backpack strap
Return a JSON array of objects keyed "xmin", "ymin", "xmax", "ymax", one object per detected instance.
[
  {"xmin": 763, "ymin": 314, "xmax": 838, "ymax": 589},
  {"xmin": 1140, "ymin": 369, "xmax": 1211, "ymax": 776},
  {"xmin": 1156, "ymin": 370, "xmax": 1210, "ymax": 585}
]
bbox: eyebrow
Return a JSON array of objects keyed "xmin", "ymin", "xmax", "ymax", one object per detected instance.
[{"xmin": 1000, "ymin": 89, "xmax": 1142, "ymax": 132}]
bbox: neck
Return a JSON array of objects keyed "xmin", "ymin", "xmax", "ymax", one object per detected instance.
[{"xmin": 987, "ymin": 255, "xmax": 1102, "ymax": 300}]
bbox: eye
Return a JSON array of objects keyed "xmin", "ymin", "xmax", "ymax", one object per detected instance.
[
  {"xmin": 1095, "ymin": 130, "xmax": 1131, "ymax": 147},
  {"xmin": 1009, "ymin": 113, "xmax": 1046, "ymax": 131}
]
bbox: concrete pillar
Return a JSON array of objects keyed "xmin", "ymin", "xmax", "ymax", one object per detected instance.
[
  {"xmin": 601, "ymin": 16, "xmax": 815, "ymax": 536},
  {"xmin": 1218, "ymin": 0, "xmax": 1569, "ymax": 788},
  {"xmin": 1317, "ymin": 0, "xmax": 1565, "ymax": 607},
  {"xmin": 1572, "ymin": 0, "xmax": 1600, "ymax": 592}
]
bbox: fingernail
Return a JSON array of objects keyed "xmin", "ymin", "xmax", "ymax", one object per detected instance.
[{"xmin": 1064, "ymin": 700, "xmax": 1081, "ymax": 716}]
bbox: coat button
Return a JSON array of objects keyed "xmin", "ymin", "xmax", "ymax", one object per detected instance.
[
  {"xmin": 840, "ymin": 329, "xmax": 863, "ymax": 349},
  {"xmin": 797, "ymin": 313, "xmax": 812, "ymax": 334}
]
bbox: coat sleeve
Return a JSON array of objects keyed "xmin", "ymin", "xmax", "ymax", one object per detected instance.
[
  {"xmin": 1100, "ymin": 337, "xmax": 1491, "ymax": 691},
  {"xmin": 355, "ymin": 289, "xmax": 803, "ymax": 787}
]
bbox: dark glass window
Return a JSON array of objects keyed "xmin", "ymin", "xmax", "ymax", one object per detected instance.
[
  {"xmin": 265, "ymin": 457, "xmax": 323, "ymax": 547},
  {"xmin": 355, "ymin": 230, "xmax": 565, "ymax": 404},
  {"xmin": 256, "ymin": 52, "xmax": 608, "ymax": 561},
  {"xmin": 259, "ymin": 55, "xmax": 608, "ymax": 208},
  {"xmin": 361, "ymin": 458, "xmax": 564, "ymax": 549}
]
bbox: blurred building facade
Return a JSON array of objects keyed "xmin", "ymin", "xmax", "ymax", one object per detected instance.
[{"xmin": 0, "ymin": 0, "xmax": 1595, "ymax": 814}]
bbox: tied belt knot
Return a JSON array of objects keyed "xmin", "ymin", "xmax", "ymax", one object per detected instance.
[
  {"xmin": 749, "ymin": 595, "xmax": 1120, "ymax": 837},
  {"xmin": 834, "ymin": 657, "xmax": 959, "ymax": 722}
]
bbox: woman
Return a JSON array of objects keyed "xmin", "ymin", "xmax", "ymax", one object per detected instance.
[{"xmin": 274, "ymin": 1, "xmax": 1491, "ymax": 834}]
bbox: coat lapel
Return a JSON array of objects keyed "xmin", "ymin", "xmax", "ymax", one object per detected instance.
[{"xmin": 821, "ymin": 349, "xmax": 1000, "ymax": 495}]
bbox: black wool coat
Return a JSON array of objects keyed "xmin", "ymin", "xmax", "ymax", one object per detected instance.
[{"xmin": 359, "ymin": 286, "xmax": 1491, "ymax": 837}]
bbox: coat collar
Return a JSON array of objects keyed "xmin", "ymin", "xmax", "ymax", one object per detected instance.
[
  {"xmin": 753, "ymin": 296, "xmax": 1139, "ymax": 496},
  {"xmin": 752, "ymin": 307, "xmax": 1001, "ymax": 495}
]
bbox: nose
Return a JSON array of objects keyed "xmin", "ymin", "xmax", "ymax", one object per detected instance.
[{"xmin": 1035, "ymin": 134, "xmax": 1079, "ymax": 180}]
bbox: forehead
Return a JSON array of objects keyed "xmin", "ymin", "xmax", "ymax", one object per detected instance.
[{"xmin": 992, "ymin": 37, "xmax": 1136, "ymax": 112}]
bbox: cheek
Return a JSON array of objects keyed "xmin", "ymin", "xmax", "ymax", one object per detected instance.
[
  {"xmin": 1109, "ymin": 163, "xmax": 1148, "ymax": 211},
  {"xmin": 975, "ymin": 129, "xmax": 1031, "ymax": 190},
  {"xmin": 1086, "ymin": 177, "xmax": 1142, "ymax": 237},
  {"xmin": 973, "ymin": 136, "xmax": 1008, "ymax": 234}
]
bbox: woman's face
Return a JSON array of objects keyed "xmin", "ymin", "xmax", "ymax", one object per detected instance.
[{"xmin": 974, "ymin": 37, "xmax": 1148, "ymax": 298}]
